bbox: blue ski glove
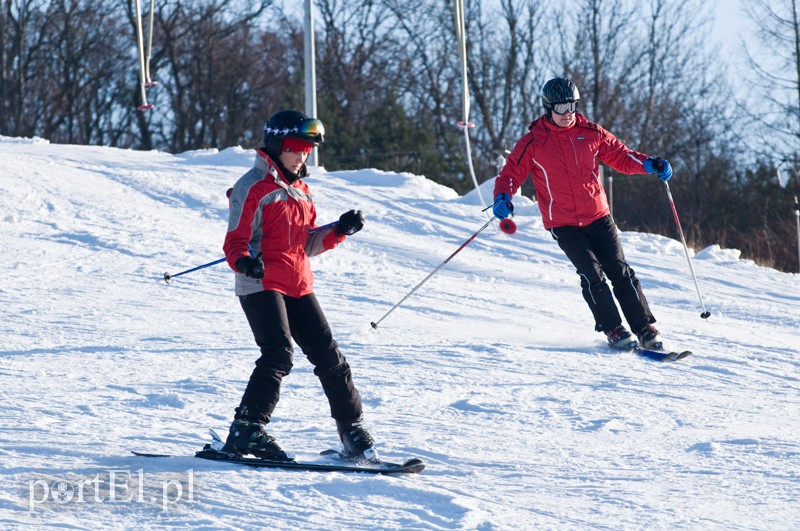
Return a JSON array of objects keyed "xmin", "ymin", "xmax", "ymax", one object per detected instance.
[
  {"xmin": 643, "ymin": 157, "xmax": 673, "ymax": 182},
  {"xmin": 493, "ymin": 193, "xmax": 514, "ymax": 220},
  {"xmin": 235, "ymin": 256, "xmax": 265, "ymax": 279}
]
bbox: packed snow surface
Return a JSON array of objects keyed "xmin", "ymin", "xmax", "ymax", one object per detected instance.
[{"xmin": 1, "ymin": 136, "xmax": 798, "ymax": 529}]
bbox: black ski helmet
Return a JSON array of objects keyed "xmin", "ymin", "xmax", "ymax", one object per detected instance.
[
  {"xmin": 542, "ymin": 78, "xmax": 580, "ymax": 113},
  {"xmin": 261, "ymin": 110, "xmax": 325, "ymax": 159}
]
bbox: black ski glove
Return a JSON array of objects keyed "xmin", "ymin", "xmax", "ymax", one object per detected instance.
[
  {"xmin": 235, "ymin": 256, "xmax": 265, "ymax": 279},
  {"xmin": 336, "ymin": 209, "xmax": 366, "ymax": 235}
]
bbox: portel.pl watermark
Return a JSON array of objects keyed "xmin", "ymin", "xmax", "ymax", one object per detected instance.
[{"xmin": 28, "ymin": 468, "xmax": 195, "ymax": 512}]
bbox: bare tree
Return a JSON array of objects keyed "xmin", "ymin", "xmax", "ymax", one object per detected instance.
[
  {"xmin": 0, "ymin": 0, "xmax": 50, "ymax": 138},
  {"xmin": 566, "ymin": 1, "xmax": 728, "ymax": 240},
  {"xmin": 741, "ymin": 0, "xmax": 800, "ymax": 160},
  {"xmin": 737, "ymin": 0, "xmax": 800, "ymax": 271},
  {"xmin": 466, "ymin": 0, "xmax": 549, "ymax": 164},
  {"xmin": 142, "ymin": 0, "xmax": 274, "ymax": 152},
  {"xmin": 37, "ymin": 0, "xmax": 130, "ymax": 145},
  {"xmin": 381, "ymin": 0, "xmax": 465, "ymax": 182},
  {"xmin": 314, "ymin": 0, "xmax": 441, "ymax": 176},
  {"xmin": 382, "ymin": 0, "xmax": 553, "ymax": 190},
  {"xmin": 0, "ymin": 0, "xmax": 131, "ymax": 144},
  {"xmin": 568, "ymin": 0, "xmax": 640, "ymax": 131},
  {"xmin": 382, "ymin": 0, "xmax": 455, "ymax": 125}
]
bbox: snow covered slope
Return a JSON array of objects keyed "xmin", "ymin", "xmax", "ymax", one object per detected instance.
[{"xmin": 1, "ymin": 136, "xmax": 798, "ymax": 529}]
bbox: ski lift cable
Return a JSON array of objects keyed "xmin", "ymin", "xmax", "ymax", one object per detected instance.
[
  {"xmin": 454, "ymin": 0, "xmax": 488, "ymax": 213},
  {"xmin": 135, "ymin": 0, "xmax": 155, "ymax": 111},
  {"xmin": 144, "ymin": 0, "xmax": 157, "ymax": 87}
]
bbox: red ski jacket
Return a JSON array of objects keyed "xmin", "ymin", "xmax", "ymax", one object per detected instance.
[
  {"xmin": 223, "ymin": 150, "xmax": 344, "ymax": 297},
  {"xmin": 494, "ymin": 113, "xmax": 651, "ymax": 229}
]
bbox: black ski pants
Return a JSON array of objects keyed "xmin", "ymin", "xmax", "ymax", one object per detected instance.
[
  {"xmin": 550, "ymin": 215, "xmax": 655, "ymax": 334},
  {"xmin": 235, "ymin": 290, "xmax": 362, "ymax": 424}
]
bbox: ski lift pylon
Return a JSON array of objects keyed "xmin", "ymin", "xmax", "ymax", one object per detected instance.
[{"xmin": 135, "ymin": 0, "xmax": 156, "ymax": 111}]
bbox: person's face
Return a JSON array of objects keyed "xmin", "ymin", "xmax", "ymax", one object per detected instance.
[
  {"xmin": 549, "ymin": 100, "xmax": 578, "ymax": 128},
  {"xmin": 551, "ymin": 108, "xmax": 576, "ymax": 128},
  {"xmin": 279, "ymin": 149, "xmax": 309, "ymax": 173}
]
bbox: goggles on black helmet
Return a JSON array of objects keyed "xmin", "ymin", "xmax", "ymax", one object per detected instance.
[
  {"xmin": 291, "ymin": 118, "xmax": 325, "ymax": 144},
  {"xmin": 550, "ymin": 101, "xmax": 578, "ymax": 115},
  {"xmin": 263, "ymin": 117, "xmax": 325, "ymax": 145}
]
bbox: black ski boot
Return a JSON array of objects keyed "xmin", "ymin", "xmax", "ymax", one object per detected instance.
[
  {"xmin": 222, "ymin": 419, "xmax": 291, "ymax": 461},
  {"xmin": 336, "ymin": 416, "xmax": 377, "ymax": 460},
  {"xmin": 637, "ymin": 324, "xmax": 663, "ymax": 350},
  {"xmin": 605, "ymin": 325, "xmax": 636, "ymax": 349}
]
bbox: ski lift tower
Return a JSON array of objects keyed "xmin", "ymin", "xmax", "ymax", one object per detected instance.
[{"xmin": 304, "ymin": 0, "xmax": 318, "ymax": 167}]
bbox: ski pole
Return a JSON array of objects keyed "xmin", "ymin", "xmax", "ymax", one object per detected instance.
[
  {"xmin": 370, "ymin": 217, "xmax": 494, "ymax": 329},
  {"xmin": 311, "ymin": 220, "xmax": 339, "ymax": 233},
  {"xmin": 161, "ymin": 223, "xmax": 340, "ymax": 283},
  {"xmin": 163, "ymin": 257, "xmax": 226, "ymax": 283},
  {"xmin": 662, "ymin": 181, "xmax": 711, "ymax": 319}
]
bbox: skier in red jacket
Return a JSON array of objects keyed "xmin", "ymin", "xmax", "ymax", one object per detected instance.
[
  {"xmin": 221, "ymin": 110, "xmax": 376, "ymax": 461},
  {"xmin": 493, "ymin": 78, "xmax": 673, "ymax": 351}
]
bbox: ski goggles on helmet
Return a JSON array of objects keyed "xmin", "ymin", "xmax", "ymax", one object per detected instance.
[
  {"xmin": 290, "ymin": 118, "xmax": 325, "ymax": 144},
  {"xmin": 550, "ymin": 101, "xmax": 578, "ymax": 115}
]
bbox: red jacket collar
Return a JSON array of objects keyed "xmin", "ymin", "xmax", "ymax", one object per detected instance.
[{"xmin": 255, "ymin": 149, "xmax": 302, "ymax": 185}]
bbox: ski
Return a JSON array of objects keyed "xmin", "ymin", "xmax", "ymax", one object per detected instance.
[
  {"xmin": 131, "ymin": 448, "xmax": 424, "ymax": 474},
  {"xmin": 635, "ymin": 347, "xmax": 692, "ymax": 362},
  {"xmin": 606, "ymin": 342, "xmax": 692, "ymax": 362},
  {"xmin": 320, "ymin": 448, "xmax": 367, "ymax": 460},
  {"xmin": 131, "ymin": 428, "xmax": 425, "ymax": 475},
  {"xmin": 194, "ymin": 447, "xmax": 425, "ymax": 475},
  {"xmin": 131, "ymin": 451, "xmax": 172, "ymax": 457}
]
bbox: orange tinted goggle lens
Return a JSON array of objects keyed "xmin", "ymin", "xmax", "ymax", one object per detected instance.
[{"xmin": 297, "ymin": 119, "xmax": 325, "ymax": 142}]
